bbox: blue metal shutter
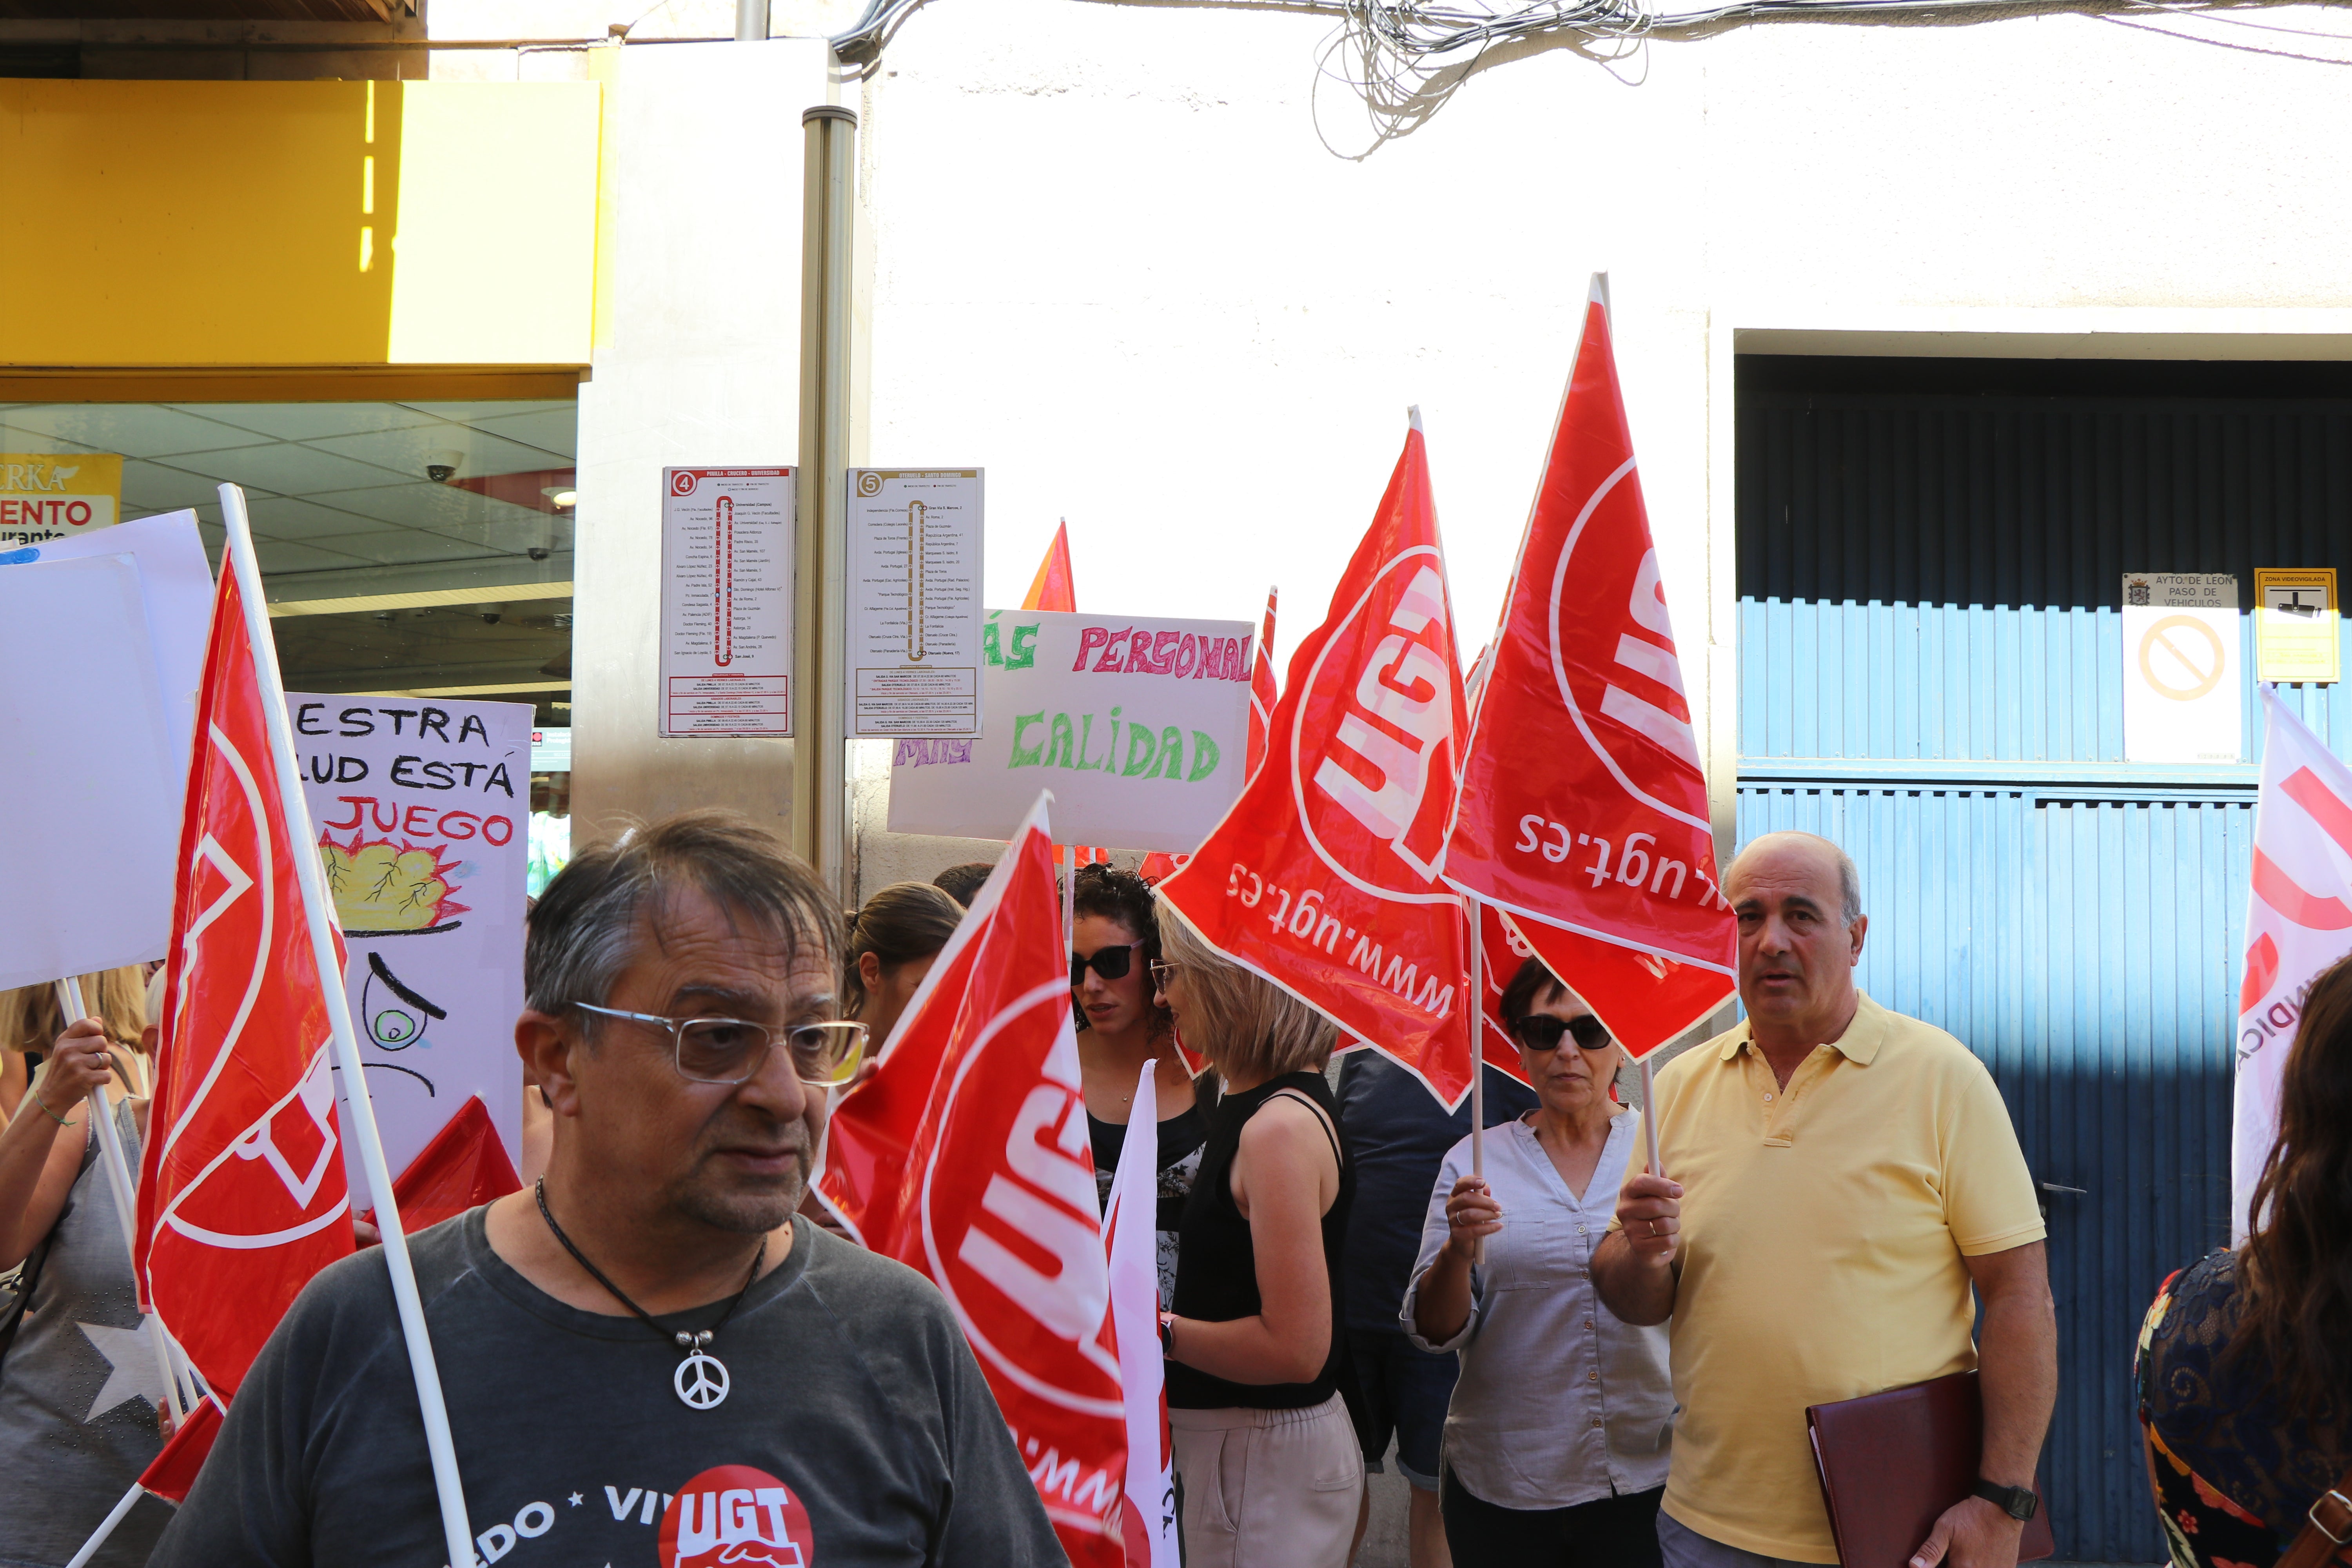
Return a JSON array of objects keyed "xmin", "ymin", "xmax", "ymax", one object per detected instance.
[{"xmin": 1736, "ymin": 359, "xmax": 2352, "ymax": 1561}]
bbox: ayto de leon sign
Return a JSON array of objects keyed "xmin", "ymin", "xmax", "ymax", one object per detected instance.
[
  {"xmin": 1, "ymin": 454, "xmax": 122, "ymax": 546},
  {"xmin": 886, "ymin": 609, "xmax": 1254, "ymax": 852}
]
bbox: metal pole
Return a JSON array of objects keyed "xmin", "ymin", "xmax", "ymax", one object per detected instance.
[
  {"xmin": 52, "ymin": 977, "xmax": 187, "ymax": 1429},
  {"xmin": 217, "ymin": 483, "xmax": 476, "ymax": 1568},
  {"xmin": 734, "ymin": 0, "xmax": 769, "ymax": 41},
  {"xmin": 793, "ymin": 104, "xmax": 857, "ymax": 901}
]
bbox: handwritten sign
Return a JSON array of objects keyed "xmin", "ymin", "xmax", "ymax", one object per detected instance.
[
  {"xmin": 291, "ymin": 693, "xmax": 531, "ymax": 1203},
  {"xmin": 887, "ymin": 609, "xmax": 1253, "ymax": 851}
]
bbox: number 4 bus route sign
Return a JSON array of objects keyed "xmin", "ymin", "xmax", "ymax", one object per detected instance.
[
  {"xmin": 659, "ymin": 467, "xmax": 795, "ymax": 738},
  {"xmin": 2255, "ymin": 567, "xmax": 2339, "ymax": 685}
]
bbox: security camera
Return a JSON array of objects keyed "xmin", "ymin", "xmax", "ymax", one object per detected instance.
[
  {"xmin": 481, "ymin": 612, "xmax": 502, "ymax": 625},
  {"xmin": 426, "ymin": 450, "xmax": 465, "ymax": 483},
  {"xmin": 526, "ymin": 547, "xmax": 551, "ymax": 562}
]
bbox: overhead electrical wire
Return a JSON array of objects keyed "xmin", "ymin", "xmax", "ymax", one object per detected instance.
[{"xmin": 827, "ymin": 0, "xmax": 2352, "ymax": 78}]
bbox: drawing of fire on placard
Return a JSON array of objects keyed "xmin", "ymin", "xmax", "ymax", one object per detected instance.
[{"xmin": 319, "ymin": 832, "xmax": 469, "ymax": 937}]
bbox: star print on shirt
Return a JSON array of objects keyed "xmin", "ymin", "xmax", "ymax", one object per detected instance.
[
  {"xmin": 568, "ymin": 1493, "xmax": 584, "ymax": 1507},
  {"xmin": 78, "ymin": 1321, "xmax": 166, "ymax": 1422}
]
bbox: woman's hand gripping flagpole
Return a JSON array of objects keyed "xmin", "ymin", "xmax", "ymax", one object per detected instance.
[
  {"xmin": 51, "ymin": 975, "xmax": 189, "ymax": 1430},
  {"xmin": 216, "ymin": 483, "xmax": 476, "ymax": 1568}
]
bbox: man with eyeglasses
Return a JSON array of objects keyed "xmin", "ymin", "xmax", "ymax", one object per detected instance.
[
  {"xmin": 1592, "ymin": 831, "xmax": 2055, "ymax": 1568},
  {"xmin": 152, "ymin": 810, "xmax": 1060, "ymax": 1568}
]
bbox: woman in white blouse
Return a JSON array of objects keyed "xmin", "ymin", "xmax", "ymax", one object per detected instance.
[{"xmin": 1403, "ymin": 957, "xmax": 1676, "ymax": 1563}]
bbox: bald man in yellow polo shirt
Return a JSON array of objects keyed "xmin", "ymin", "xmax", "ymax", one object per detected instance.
[{"xmin": 1594, "ymin": 831, "xmax": 2056, "ymax": 1568}]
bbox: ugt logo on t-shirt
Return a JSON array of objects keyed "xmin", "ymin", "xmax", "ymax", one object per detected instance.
[{"xmin": 658, "ymin": 1466, "xmax": 815, "ymax": 1568}]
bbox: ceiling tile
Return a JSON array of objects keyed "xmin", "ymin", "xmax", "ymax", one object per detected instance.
[
  {"xmin": 122, "ymin": 460, "xmax": 239, "ymax": 513},
  {"xmin": 303, "ymin": 529, "xmax": 510, "ymax": 566},
  {"xmin": 173, "ymin": 403, "xmax": 449, "ymax": 441},
  {"xmin": 254, "ymin": 538, "xmax": 373, "ymax": 574},
  {"xmin": 303, "ymin": 481, "xmax": 552, "ymax": 532},
  {"xmin": 243, "ymin": 494, "xmax": 399, "ymax": 541},
  {"xmin": 166, "ymin": 443, "xmax": 413, "ymax": 496},
  {"xmin": 305, "ymin": 424, "xmax": 571, "ymax": 486},
  {"xmin": 0, "ymin": 404, "xmax": 275, "ymax": 459},
  {"xmin": 398, "ymin": 399, "xmax": 578, "ymax": 423},
  {"xmin": 459, "ymin": 408, "xmax": 577, "ymax": 460}
]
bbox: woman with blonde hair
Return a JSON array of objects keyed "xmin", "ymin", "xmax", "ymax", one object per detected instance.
[
  {"xmin": 0, "ymin": 965, "xmax": 172, "ymax": 1565},
  {"xmin": 1153, "ymin": 907, "xmax": 1363, "ymax": 1568}
]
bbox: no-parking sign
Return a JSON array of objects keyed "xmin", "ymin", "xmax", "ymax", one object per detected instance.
[{"xmin": 2122, "ymin": 573, "xmax": 2240, "ymax": 763}]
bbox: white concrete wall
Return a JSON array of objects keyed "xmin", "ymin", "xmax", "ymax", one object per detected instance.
[
  {"xmin": 571, "ymin": 38, "xmax": 833, "ymax": 846},
  {"xmin": 853, "ymin": 0, "xmax": 2352, "ymax": 857}
]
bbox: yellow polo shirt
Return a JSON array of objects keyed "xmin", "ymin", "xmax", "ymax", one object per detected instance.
[{"xmin": 1620, "ymin": 992, "xmax": 2045, "ymax": 1562}]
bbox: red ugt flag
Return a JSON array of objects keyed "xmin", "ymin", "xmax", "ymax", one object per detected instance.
[
  {"xmin": 818, "ymin": 794, "xmax": 1127, "ymax": 1566},
  {"xmin": 1160, "ymin": 413, "xmax": 1476, "ymax": 1106},
  {"xmin": 1023, "ymin": 521, "xmax": 1078, "ymax": 613},
  {"xmin": 137, "ymin": 556, "xmax": 355, "ymax": 1397},
  {"xmin": 1439, "ymin": 279, "xmax": 1733, "ymax": 1057}
]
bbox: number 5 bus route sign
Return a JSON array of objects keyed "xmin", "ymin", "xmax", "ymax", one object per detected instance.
[{"xmin": 659, "ymin": 467, "xmax": 795, "ymax": 738}]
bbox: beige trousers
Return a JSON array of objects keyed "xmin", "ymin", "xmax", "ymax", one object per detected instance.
[{"xmin": 1170, "ymin": 1393, "xmax": 1365, "ymax": 1568}]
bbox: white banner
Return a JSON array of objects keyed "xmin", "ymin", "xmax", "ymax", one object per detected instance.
[
  {"xmin": 2233, "ymin": 688, "xmax": 2352, "ymax": 1238},
  {"xmin": 291, "ymin": 693, "xmax": 531, "ymax": 1204},
  {"xmin": 887, "ymin": 610, "xmax": 1253, "ymax": 851}
]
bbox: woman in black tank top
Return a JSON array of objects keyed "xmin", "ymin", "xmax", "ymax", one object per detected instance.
[{"xmin": 1152, "ymin": 907, "xmax": 1363, "ymax": 1568}]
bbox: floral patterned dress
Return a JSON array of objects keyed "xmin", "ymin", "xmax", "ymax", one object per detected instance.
[{"xmin": 2136, "ymin": 1250, "xmax": 2352, "ymax": 1568}]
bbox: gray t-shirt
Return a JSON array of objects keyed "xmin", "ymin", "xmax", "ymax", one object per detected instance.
[
  {"xmin": 149, "ymin": 1209, "xmax": 1061, "ymax": 1568},
  {"xmin": 0, "ymin": 1098, "xmax": 172, "ymax": 1568}
]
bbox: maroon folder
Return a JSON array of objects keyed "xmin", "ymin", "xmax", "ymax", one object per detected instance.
[{"xmin": 1807, "ymin": 1371, "xmax": 2056, "ymax": 1568}]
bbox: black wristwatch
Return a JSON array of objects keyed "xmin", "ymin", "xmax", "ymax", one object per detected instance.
[{"xmin": 1972, "ymin": 1480, "xmax": 2038, "ymax": 1521}]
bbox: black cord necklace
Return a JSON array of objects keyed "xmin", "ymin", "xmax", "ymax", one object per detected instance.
[{"xmin": 534, "ymin": 1177, "xmax": 766, "ymax": 1411}]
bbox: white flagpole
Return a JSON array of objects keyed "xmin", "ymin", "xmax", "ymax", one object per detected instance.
[
  {"xmin": 52, "ymin": 977, "xmax": 187, "ymax": 1429},
  {"xmin": 1641, "ymin": 1055, "xmax": 1665, "ymax": 1180},
  {"xmin": 216, "ymin": 484, "xmax": 476, "ymax": 1568},
  {"xmin": 1466, "ymin": 900, "xmax": 1486, "ymax": 1268},
  {"xmin": 62, "ymin": 1480, "xmax": 144, "ymax": 1568}
]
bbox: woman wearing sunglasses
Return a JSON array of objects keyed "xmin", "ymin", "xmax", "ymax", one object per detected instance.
[
  {"xmin": 1072, "ymin": 865, "xmax": 1214, "ymax": 1306},
  {"xmin": 1152, "ymin": 906, "xmax": 1362, "ymax": 1568},
  {"xmin": 1402, "ymin": 957, "xmax": 1676, "ymax": 1566}
]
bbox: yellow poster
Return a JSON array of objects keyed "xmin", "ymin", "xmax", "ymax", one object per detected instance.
[
  {"xmin": 2255, "ymin": 567, "xmax": 2339, "ymax": 685},
  {"xmin": 0, "ymin": 454, "xmax": 123, "ymax": 546}
]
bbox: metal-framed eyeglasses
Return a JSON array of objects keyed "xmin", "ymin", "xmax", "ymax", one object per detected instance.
[
  {"xmin": 1513, "ymin": 1013, "xmax": 1613, "ymax": 1053},
  {"xmin": 572, "ymin": 1003, "xmax": 868, "ymax": 1087},
  {"xmin": 1148, "ymin": 960, "xmax": 1181, "ymax": 991}
]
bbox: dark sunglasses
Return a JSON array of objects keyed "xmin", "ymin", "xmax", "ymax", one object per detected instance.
[
  {"xmin": 1071, "ymin": 942, "xmax": 1147, "ymax": 988},
  {"xmin": 1514, "ymin": 1013, "xmax": 1613, "ymax": 1052}
]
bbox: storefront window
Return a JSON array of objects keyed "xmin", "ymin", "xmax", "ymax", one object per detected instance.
[{"xmin": 0, "ymin": 396, "xmax": 577, "ymax": 868}]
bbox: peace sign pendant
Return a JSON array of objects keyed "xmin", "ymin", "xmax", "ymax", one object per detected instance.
[{"xmin": 674, "ymin": 1348, "xmax": 731, "ymax": 1410}]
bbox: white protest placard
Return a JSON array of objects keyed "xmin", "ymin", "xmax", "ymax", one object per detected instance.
[
  {"xmin": 0, "ymin": 557, "xmax": 181, "ymax": 991},
  {"xmin": 0, "ymin": 510, "xmax": 214, "ymax": 991},
  {"xmin": 2123, "ymin": 572, "xmax": 2241, "ymax": 764},
  {"xmin": 887, "ymin": 609, "xmax": 1255, "ymax": 851},
  {"xmin": 292, "ymin": 693, "xmax": 531, "ymax": 1201},
  {"xmin": 660, "ymin": 466, "xmax": 795, "ymax": 737},
  {"xmin": 846, "ymin": 468, "xmax": 983, "ymax": 737}
]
